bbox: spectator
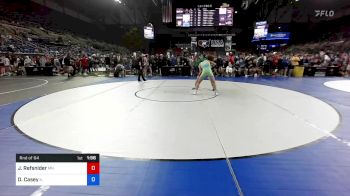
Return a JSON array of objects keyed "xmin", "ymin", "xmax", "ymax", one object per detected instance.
[
  {"xmin": 289, "ymin": 54, "xmax": 300, "ymax": 76},
  {"xmin": 226, "ymin": 61, "xmax": 234, "ymax": 77},
  {"xmin": 228, "ymin": 52, "xmax": 235, "ymax": 66},
  {"xmin": 143, "ymin": 54, "xmax": 152, "ymax": 77},
  {"xmin": 170, "ymin": 55, "xmax": 177, "ymax": 66},
  {"xmin": 281, "ymin": 56, "xmax": 290, "ymax": 76},
  {"xmin": 88, "ymin": 57, "xmax": 94, "ymax": 73},
  {"xmin": 322, "ymin": 52, "xmax": 331, "ymax": 67},
  {"xmin": 63, "ymin": 53, "xmax": 74, "ymax": 77},
  {"xmin": 142, "ymin": 54, "xmax": 150, "ymax": 76},
  {"xmin": 105, "ymin": 54, "xmax": 111, "ymax": 69},
  {"xmin": 215, "ymin": 56, "xmax": 225, "ymax": 77},
  {"xmin": 0, "ymin": 56, "xmax": 5, "ymax": 76},
  {"xmin": 53, "ymin": 56, "xmax": 60, "ymax": 73},
  {"xmin": 24, "ymin": 56, "xmax": 32, "ymax": 66},
  {"xmin": 80, "ymin": 54, "xmax": 89, "ymax": 75},
  {"xmin": 39, "ymin": 55, "xmax": 46, "ymax": 67},
  {"xmin": 137, "ymin": 53, "xmax": 146, "ymax": 82},
  {"xmin": 4, "ymin": 55, "xmax": 10, "ymax": 75},
  {"xmin": 149, "ymin": 55, "xmax": 156, "ymax": 76},
  {"xmin": 17, "ymin": 57, "xmax": 25, "ymax": 75}
]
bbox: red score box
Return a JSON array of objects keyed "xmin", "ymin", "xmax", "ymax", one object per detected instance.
[{"xmin": 87, "ymin": 162, "xmax": 100, "ymax": 174}]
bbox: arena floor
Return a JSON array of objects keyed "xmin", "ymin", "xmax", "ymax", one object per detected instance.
[{"xmin": 1, "ymin": 75, "xmax": 350, "ymax": 196}]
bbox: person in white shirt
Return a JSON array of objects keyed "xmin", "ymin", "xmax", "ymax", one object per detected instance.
[
  {"xmin": 24, "ymin": 56, "xmax": 32, "ymax": 67},
  {"xmin": 11, "ymin": 57, "xmax": 20, "ymax": 73},
  {"xmin": 54, "ymin": 56, "xmax": 61, "ymax": 73},
  {"xmin": 323, "ymin": 54, "xmax": 331, "ymax": 67},
  {"xmin": 39, "ymin": 56, "xmax": 47, "ymax": 67},
  {"xmin": 226, "ymin": 61, "xmax": 234, "ymax": 77},
  {"xmin": 4, "ymin": 56, "xmax": 10, "ymax": 75},
  {"xmin": 4, "ymin": 56, "xmax": 10, "ymax": 67}
]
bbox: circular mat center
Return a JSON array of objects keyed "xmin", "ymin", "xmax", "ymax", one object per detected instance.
[{"xmin": 135, "ymin": 86, "xmax": 216, "ymax": 102}]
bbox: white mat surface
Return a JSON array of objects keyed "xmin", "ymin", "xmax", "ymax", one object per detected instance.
[
  {"xmin": 324, "ymin": 80, "xmax": 350, "ymax": 93},
  {"xmin": 13, "ymin": 80, "xmax": 340, "ymax": 160}
]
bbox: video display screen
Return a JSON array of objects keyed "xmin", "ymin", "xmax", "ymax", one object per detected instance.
[
  {"xmin": 176, "ymin": 7, "xmax": 233, "ymax": 27},
  {"xmin": 253, "ymin": 21, "xmax": 268, "ymax": 40},
  {"xmin": 144, "ymin": 26, "xmax": 154, "ymax": 39}
]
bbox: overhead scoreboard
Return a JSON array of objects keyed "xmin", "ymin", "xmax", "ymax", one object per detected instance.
[
  {"xmin": 16, "ymin": 154, "xmax": 100, "ymax": 186},
  {"xmin": 176, "ymin": 6, "xmax": 233, "ymax": 27}
]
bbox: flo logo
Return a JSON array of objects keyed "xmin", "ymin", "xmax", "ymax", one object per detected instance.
[{"xmin": 315, "ymin": 10, "xmax": 335, "ymax": 17}]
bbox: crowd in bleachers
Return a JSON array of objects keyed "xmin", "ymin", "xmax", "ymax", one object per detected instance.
[
  {"xmin": 1, "ymin": 14, "xmax": 349, "ymax": 78},
  {"xmin": 0, "ymin": 52, "xmax": 135, "ymax": 77},
  {"xmin": 1, "ymin": 46, "xmax": 350, "ymax": 77},
  {"xmin": 0, "ymin": 15, "xmax": 132, "ymax": 77},
  {"xmin": 210, "ymin": 49, "xmax": 350, "ymax": 77},
  {"xmin": 135, "ymin": 48, "xmax": 350, "ymax": 78}
]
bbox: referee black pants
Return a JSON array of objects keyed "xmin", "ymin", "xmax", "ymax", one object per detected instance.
[{"xmin": 138, "ymin": 69, "xmax": 146, "ymax": 81}]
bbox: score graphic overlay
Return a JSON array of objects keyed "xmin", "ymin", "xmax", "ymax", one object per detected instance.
[{"xmin": 16, "ymin": 154, "xmax": 100, "ymax": 186}]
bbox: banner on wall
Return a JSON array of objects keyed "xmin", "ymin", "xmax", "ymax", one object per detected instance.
[
  {"xmin": 191, "ymin": 37, "xmax": 197, "ymax": 50},
  {"xmin": 210, "ymin": 39, "xmax": 225, "ymax": 47},
  {"xmin": 266, "ymin": 32, "xmax": 290, "ymax": 40},
  {"xmin": 225, "ymin": 36, "xmax": 232, "ymax": 51},
  {"xmin": 197, "ymin": 39, "xmax": 224, "ymax": 48},
  {"xmin": 198, "ymin": 40, "xmax": 210, "ymax": 48}
]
